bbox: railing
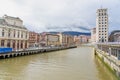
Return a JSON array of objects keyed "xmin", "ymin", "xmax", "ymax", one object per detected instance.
[{"xmin": 97, "ymin": 42, "xmax": 120, "ymax": 45}]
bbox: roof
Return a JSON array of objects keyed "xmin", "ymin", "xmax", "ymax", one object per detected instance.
[{"xmin": 0, "ymin": 16, "xmax": 27, "ymax": 30}]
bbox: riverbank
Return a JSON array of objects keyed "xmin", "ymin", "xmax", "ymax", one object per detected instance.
[
  {"xmin": 0, "ymin": 46, "xmax": 77, "ymax": 59},
  {"xmin": 94, "ymin": 48, "xmax": 120, "ymax": 80}
]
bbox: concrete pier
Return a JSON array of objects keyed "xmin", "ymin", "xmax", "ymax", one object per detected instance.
[{"xmin": 0, "ymin": 46, "xmax": 77, "ymax": 59}]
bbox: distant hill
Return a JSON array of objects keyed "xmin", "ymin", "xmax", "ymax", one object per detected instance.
[{"xmin": 49, "ymin": 31, "xmax": 91, "ymax": 36}]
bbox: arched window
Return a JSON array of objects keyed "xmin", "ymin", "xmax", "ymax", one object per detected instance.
[
  {"xmin": 8, "ymin": 29, "xmax": 11, "ymax": 37},
  {"xmin": 25, "ymin": 41, "xmax": 27, "ymax": 48},
  {"xmin": 1, "ymin": 40, "xmax": 4, "ymax": 47},
  {"xmin": 21, "ymin": 41, "xmax": 23, "ymax": 48},
  {"xmin": 13, "ymin": 40, "xmax": 15, "ymax": 49},
  {"xmin": 13, "ymin": 30, "xmax": 16, "ymax": 38},
  {"xmin": 7, "ymin": 40, "xmax": 11, "ymax": 47},
  {"xmin": 2, "ymin": 29, "xmax": 5, "ymax": 37}
]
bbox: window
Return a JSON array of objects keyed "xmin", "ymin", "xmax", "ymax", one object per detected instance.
[
  {"xmin": 14, "ymin": 30, "xmax": 15, "ymax": 38},
  {"xmin": 18, "ymin": 31, "xmax": 20, "ymax": 38},
  {"xmin": 2, "ymin": 29, "xmax": 5, "ymax": 37},
  {"xmin": 13, "ymin": 40, "xmax": 15, "ymax": 49},
  {"xmin": 26, "ymin": 32, "xmax": 27, "ymax": 39},
  {"xmin": 21, "ymin": 32, "xmax": 23, "ymax": 38},
  {"xmin": 7, "ymin": 40, "xmax": 10, "ymax": 47},
  {"xmin": 1, "ymin": 40, "xmax": 4, "ymax": 47},
  {"xmin": 21, "ymin": 41, "xmax": 23, "ymax": 48},
  {"xmin": 8, "ymin": 29, "xmax": 11, "ymax": 37}
]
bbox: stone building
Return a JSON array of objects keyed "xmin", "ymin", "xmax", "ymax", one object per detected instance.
[{"xmin": 0, "ymin": 15, "xmax": 29, "ymax": 50}]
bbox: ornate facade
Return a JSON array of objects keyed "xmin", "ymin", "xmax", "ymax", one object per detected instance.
[{"xmin": 0, "ymin": 15, "xmax": 29, "ymax": 50}]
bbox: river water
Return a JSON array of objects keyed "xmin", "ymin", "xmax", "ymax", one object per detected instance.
[{"xmin": 0, "ymin": 47, "xmax": 118, "ymax": 80}]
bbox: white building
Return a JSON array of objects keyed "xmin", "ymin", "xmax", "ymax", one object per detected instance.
[
  {"xmin": 96, "ymin": 8, "xmax": 109, "ymax": 43},
  {"xmin": 0, "ymin": 15, "xmax": 29, "ymax": 50}
]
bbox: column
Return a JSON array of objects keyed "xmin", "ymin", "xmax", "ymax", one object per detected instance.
[
  {"xmin": 19, "ymin": 40, "xmax": 21, "ymax": 50},
  {"xmin": 23, "ymin": 41, "xmax": 25, "ymax": 49},
  {"xmin": 10, "ymin": 40, "xmax": 13, "ymax": 48},
  {"xmin": 109, "ymin": 47, "xmax": 111, "ymax": 56},
  {"xmin": 27, "ymin": 41, "xmax": 29, "ymax": 48},
  {"xmin": 15, "ymin": 40, "xmax": 18, "ymax": 50},
  {"xmin": 5, "ymin": 40, "xmax": 7, "ymax": 47}
]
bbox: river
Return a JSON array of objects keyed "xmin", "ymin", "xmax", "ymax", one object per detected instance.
[{"xmin": 0, "ymin": 47, "xmax": 118, "ymax": 80}]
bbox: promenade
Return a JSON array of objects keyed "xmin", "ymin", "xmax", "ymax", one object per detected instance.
[{"xmin": 0, "ymin": 46, "xmax": 77, "ymax": 59}]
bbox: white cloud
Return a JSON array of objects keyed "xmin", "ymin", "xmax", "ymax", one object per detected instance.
[{"xmin": 0, "ymin": 0, "xmax": 119, "ymax": 32}]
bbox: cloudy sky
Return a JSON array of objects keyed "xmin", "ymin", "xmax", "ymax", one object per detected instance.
[{"xmin": 0, "ymin": 0, "xmax": 120, "ymax": 32}]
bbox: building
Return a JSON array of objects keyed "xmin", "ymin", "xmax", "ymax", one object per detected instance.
[
  {"xmin": 79, "ymin": 35, "xmax": 90, "ymax": 43},
  {"xmin": 74, "ymin": 36, "xmax": 80, "ymax": 45},
  {"xmin": 40, "ymin": 32, "xmax": 47, "ymax": 46},
  {"xmin": 109, "ymin": 30, "xmax": 120, "ymax": 42},
  {"xmin": 74, "ymin": 35, "xmax": 90, "ymax": 45},
  {"xmin": 58, "ymin": 33, "xmax": 68, "ymax": 46},
  {"xmin": 91, "ymin": 28, "xmax": 96, "ymax": 43},
  {"xmin": 59, "ymin": 33, "xmax": 74, "ymax": 46},
  {"xmin": 96, "ymin": 8, "xmax": 109, "ymax": 43},
  {"xmin": 0, "ymin": 15, "xmax": 29, "ymax": 50},
  {"xmin": 40, "ymin": 32, "xmax": 75, "ymax": 47},
  {"xmin": 67, "ymin": 35, "xmax": 74, "ymax": 46},
  {"xmin": 46, "ymin": 33, "xmax": 60, "ymax": 46},
  {"xmin": 29, "ymin": 31, "xmax": 41, "ymax": 47}
]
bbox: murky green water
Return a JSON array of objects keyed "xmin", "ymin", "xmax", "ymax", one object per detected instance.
[{"xmin": 0, "ymin": 47, "xmax": 118, "ymax": 80}]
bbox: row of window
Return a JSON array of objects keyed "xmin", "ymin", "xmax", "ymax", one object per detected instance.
[
  {"xmin": 99, "ymin": 22, "xmax": 107, "ymax": 24},
  {"xmin": 1, "ymin": 40, "xmax": 28, "ymax": 49},
  {"xmin": 99, "ymin": 39, "xmax": 107, "ymax": 42},
  {"xmin": 99, "ymin": 33, "xmax": 107, "ymax": 35},
  {"xmin": 99, "ymin": 31, "xmax": 107, "ymax": 33},
  {"xmin": 98, "ymin": 13, "xmax": 107, "ymax": 16},
  {"xmin": 99, "ymin": 28, "xmax": 107, "ymax": 30},
  {"xmin": 98, "ymin": 10, "xmax": 107, "ymax": 12},
  {"xmin": 99, "ymin": 25, "xmax": 107, "ymax": 27},
  {"xmin": 99, "ymin": 36, "xmax": 107, "ymax": 38},
  {"xmin": 1, "ymin": 29, "xmax": 28, "ymax": 39},
  {"xmin": 98, "ymin": 16, "xmax": 107, "ymax": 19}
]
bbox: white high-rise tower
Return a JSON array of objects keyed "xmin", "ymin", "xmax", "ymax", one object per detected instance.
[{"xmin": 96, "ymin": 8, "xmax": 109, "ymax": 43}]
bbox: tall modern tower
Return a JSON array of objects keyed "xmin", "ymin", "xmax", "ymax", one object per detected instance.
[{"xmin": 96, "ymin": 8, "xmax": 109, "ymax": 43}]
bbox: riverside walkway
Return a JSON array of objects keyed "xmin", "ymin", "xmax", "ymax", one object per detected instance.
[
  {"xmin": 95, "ymin": 42, "xmax": 120, "ymax": 77},
  {"xmin": 0, "ymin": 46, "xmax": 77, "ymax": 59}
]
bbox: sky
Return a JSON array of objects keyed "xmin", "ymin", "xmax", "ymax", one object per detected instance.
[{"xmin": 0, "ymin": 0, "xmax": 120, "ymax": 33}]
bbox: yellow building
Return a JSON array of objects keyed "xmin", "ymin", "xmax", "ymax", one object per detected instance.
[
  {"xmin": 58, "ymin": 33, "xmax": 68, "ymax": 46},
  {"xmin": 58, "ymin": 33, "xmax": 74, "ymax": 46},
  {"xmin": 46, "ymin": 33, "xmax": 60, "ymax": 46}
]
